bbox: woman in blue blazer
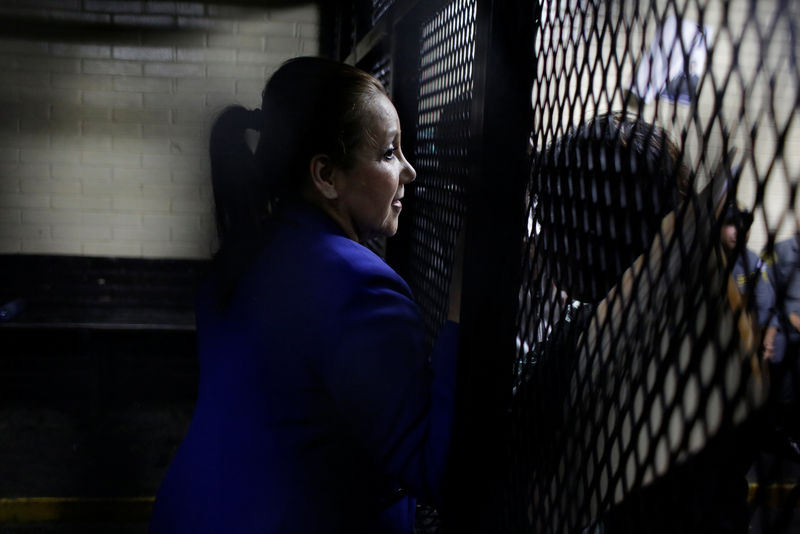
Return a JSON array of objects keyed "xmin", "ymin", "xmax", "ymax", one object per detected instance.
[{"xmin": 149, "ymin": 57, "xmax": 460, "ymax": 533}]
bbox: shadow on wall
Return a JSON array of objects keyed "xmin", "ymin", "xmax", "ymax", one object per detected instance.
[{"xmin": 0, "ymin": 1, "xmax": 320, "ymax": 259}]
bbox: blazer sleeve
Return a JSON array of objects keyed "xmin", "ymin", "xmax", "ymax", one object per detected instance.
[{"xmin": 316, "ymin": 253, "xmax": 459, "ymax": 506}]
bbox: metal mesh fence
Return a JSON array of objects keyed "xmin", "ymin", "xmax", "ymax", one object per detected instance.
[
  {"xmin": 506, "ymin": 1, "xmax": 800, "ymax": 532},
  {"xmin": 403, "ymin": 4, "xmax": 477, "ymax": 531},
  {"xmin": 334, "ymin": 0, "xmax": 800, "ymax": 531},
  {"xmin": 403, "ymin": 0, "xmax": 475, "ymax": 349}
]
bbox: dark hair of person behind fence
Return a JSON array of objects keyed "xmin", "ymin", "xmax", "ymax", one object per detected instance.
[
  {"xmin": 208, "ymin": 57, "xmax": 386, "ymax": 304},
  {"xmin": 534, "ymin": 112, "xmax": 690, "ymax": 303}
]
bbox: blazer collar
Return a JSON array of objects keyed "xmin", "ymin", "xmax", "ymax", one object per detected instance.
[{"xmin": 279, "ymin": 200, "xmax": 350, "ymax": 240}]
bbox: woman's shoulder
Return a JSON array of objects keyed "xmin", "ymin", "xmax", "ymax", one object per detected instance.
[
  {"xmin": 318, "ymin": 234, "xmax": 410, "ymax": 295},
  {"xmin": 274, "ymin": 203, "xmax": 406, "ymax": 285},
  {"xmin": 239, "ymin": 214, "xmax": 409, "ymax": 310}
]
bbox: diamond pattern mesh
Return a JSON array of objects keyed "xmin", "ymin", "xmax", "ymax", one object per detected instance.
[
  {"xmin": 403, "ymin": 0, "xmax": 476, "ymax": 350},
  {"xmin": 506, "ymin": 1, "xmax": 800, "ymax": 532}
]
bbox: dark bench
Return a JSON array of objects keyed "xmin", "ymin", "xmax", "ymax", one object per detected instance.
[
  {"xmin": 0, "ymin": 254, "xmax": 208, "ymax": 529},
  {"xmin": 0, "ymin": 254, "xmax": 209, "ymax": 331}
]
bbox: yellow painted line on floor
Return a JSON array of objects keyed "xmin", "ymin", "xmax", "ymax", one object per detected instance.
[
  {"xmin": 1, "ymin": 486, "xmax": 798, "ymax": 524},
  {"xmin": 0, "ymin": 497, "xmax": 154, "ymax": 523},
  {"xmin": 748, "ymin": 483, "xmax": 800, "ymax": 507}
]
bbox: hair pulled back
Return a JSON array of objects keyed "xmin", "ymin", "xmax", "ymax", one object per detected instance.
[
  {"xmin": 208, "ymin": 57, "xmax": 386, "ymax": 303},
  {"xmin": 534, "ymin": 112, "xmax": 690, "ymax": 302}
]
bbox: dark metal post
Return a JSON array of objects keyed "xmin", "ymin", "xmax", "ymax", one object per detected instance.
[{"xmin": 441, "ymin": 0, "xmax": 537, "ymax": 530}]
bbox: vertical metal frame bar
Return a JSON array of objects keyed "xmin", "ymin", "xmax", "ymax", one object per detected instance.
[
  {"xmin": 329, "ymin": 0, "xmax": 540, "ymax": 529},
  {"xmin": 442, "ymin": 0, "xmax": 538, "ymax": 530}
]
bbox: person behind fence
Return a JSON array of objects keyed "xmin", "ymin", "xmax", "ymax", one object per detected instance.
[
  {"xmin": 515, "ymin": 112, "xmax": 683, "ymax": 527},
  {"xmin": 149, "ymin": 57, "xmax": 461, "ymax": 534},
  {"xmin": 531, "ymin": 112, "xmax": 689, "ymax": 314},
  {"xmin": 523, "ymin": 113, "xmax": 754, "ymax": 534},
  {"xmin": 719, "ymin": 202, "xmax": 778, "ymax": 353},
  {"xmin": 518, "ymin": 112, "xmax": 690, "ymax": 418},
  {"xmin": 764, "ymin": 231, "xmax": 800, "ymax": 457},
  {"xmin": 515, "ymin": 114, "xmax": 687, "ymax": 390}
]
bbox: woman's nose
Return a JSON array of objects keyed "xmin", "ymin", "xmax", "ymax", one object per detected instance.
[{"xmin": 402, "ymin": 157, "xmax": 416, "ymax": 184}]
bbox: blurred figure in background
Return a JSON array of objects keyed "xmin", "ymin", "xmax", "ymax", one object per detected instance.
[
  {"xmin": 718, "ymin": 202, "xmax": 779, "ymax": 355},
  {"xmin": 517, "ymin": 112, "xmax": 761, "ymax": 534},
  {"xmin": 765, "ymin": 231, "xmax": 800, "ymax": 458}
]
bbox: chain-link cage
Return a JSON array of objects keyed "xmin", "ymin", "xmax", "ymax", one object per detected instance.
[{"xmin": 507, "ymin": 1, "xmax": 800, "ymax": 532}]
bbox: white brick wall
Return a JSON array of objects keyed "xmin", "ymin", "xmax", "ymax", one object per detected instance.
[{"xmin": 0, "ymin": 0, "xmax": 319, "ymax": 258}]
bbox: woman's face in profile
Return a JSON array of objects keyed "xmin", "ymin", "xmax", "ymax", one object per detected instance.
[{"xmin": 331, "ymin": 94, "xmax": 417, "ymax": 242}]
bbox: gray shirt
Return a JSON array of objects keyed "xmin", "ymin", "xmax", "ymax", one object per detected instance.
[{"xmin": 732, "ymin": 247, "xmax": 777, "ymax": 328}]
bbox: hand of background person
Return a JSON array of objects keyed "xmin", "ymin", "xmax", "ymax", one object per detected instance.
[
  {"xmin": 790, "ymin": 313, "xmax": 800, "ymax": 333},
  {"xmin": 763, "ymin": 325, "xmax": 778, "ymax": 361},
  {"xmin": 567, "ymin": 203, "xmax": 767, "ymax": 517}
]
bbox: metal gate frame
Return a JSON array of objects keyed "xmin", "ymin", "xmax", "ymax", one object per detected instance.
[{"xmin": 328, "ymin": 1, "xmax": 538, "ymax": 530}]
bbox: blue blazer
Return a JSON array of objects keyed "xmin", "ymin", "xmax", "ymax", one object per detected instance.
[{"xmin": 150, "ymin": 202, "xmax": 459, "ymax": 534}]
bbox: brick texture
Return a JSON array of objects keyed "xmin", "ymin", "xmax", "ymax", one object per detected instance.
[{"xmin": 0, "ymin": 1, "xmax": 319, "ymax": 259}]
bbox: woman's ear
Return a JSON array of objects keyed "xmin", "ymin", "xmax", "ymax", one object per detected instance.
[{"xmin": 309, "ymin": 154, "xmax": 339, "ymax": 200}]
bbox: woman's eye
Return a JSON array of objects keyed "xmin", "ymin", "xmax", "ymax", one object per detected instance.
[{"xmin": 383, "ymin": 146, "xmax": 396, "ymax": 160}]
